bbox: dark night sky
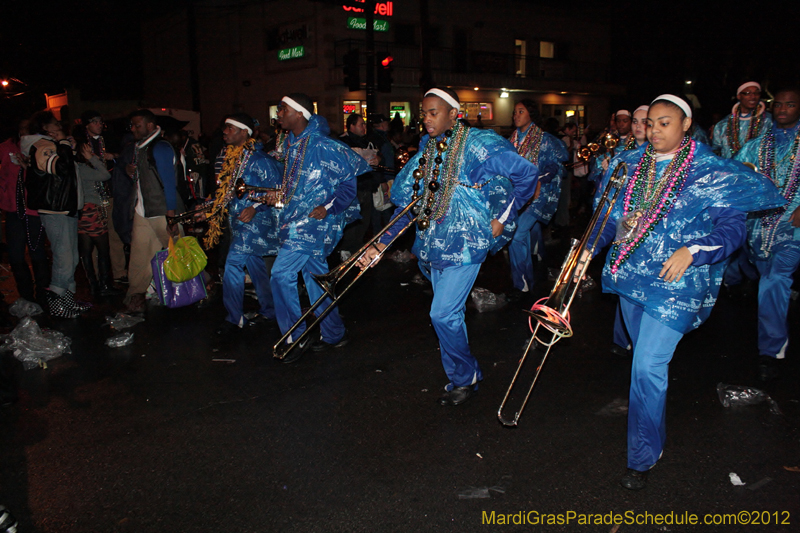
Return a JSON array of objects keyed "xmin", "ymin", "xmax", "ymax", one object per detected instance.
[{"xmin": 2, "ymin": 0, "xmax": 799, "ymax": 128}]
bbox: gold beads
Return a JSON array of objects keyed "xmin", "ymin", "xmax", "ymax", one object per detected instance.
[{"xmin": 437, "ymin": 141, "xmax": 448, "ymax": 152}]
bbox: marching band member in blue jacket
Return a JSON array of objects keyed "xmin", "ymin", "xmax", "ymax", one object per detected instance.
[
  {"xmin": 267, "ymin": 93, "xmax": 369, "ymax": 363},
  {"xmin": 712, "ymin": 81, "xmax": 772, "ymax": 158},
  {"xmin": 358, "ymin": 88, "xmax": 538, "ymax": 406},
  {"xmin": 590, "ymin": 95, "xmax": 784, "ymax": 490},
  {"xmin": 207, "ymin": 114, "xmax": 282, "ymax": 336},
  {"xmin": 507, "ymin": 99, "xmax": 568, "ymax": 294},
  {"xmin": 734, "ymin": 88, "xmax": 800, "ymax": 380}
]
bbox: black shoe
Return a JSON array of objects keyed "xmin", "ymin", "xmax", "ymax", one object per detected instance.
[
  {"xmin": 438, "ymin": 385, "xmax": 476, "ymax": 406},
  {"xmin": 311, "ymin": 331, "xmax": 350, "ymax": 352},
  {"xmin": 280, "ymin": 335, "xmax": 313, "ymax": 364},
  {"xmin": 758, "ymin": 355, "xmax": 779, "ymax": 381},
  {"xmin": 247, "ymin": 314, "xmax": 276, "ymax": 328},
  {"xmin": 620, "ymin": 468, "xmax": 648, "ymax": 490},
  {"xmin": 215, "ymin": 321, "xmax": 240, "ymax": 337},
  {"xmin": 46, "ymin": 290, "xmax": 81, "ymax": 318},
  {"xmin": 610, "ymin": 344, "xmax": 632, "ymax": 358},
  {"xmin": 99, "ymin": 282, "xmax": 123, "ymax": 297}
]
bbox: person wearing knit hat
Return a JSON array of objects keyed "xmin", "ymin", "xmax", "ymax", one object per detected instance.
[
  {"xmin": 266, "ymin": 93, "xmax": 371, "ymax": 363},
  {"xmin": 712, "ymin": 81, "xmax": 773, "ymax": 158},
  {"xmin": 588, "ymin": 94, "xmax": 785, "ymax": 490}
]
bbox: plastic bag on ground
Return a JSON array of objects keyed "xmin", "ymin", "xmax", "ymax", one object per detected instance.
[
  {"xmin": 717, "ymin": 383, "xmax": 782, "ymax": 415},
  {"xmin": 0, "ymin": 317, "xmax": 71, "ymax": 369},
  {"xmin": 105, "ymin": 332, "xmax": 134, "ymax": 348},
  {"xmin": 104, "ymin": 313, "xmax": 145, "ymax": 330},
  {"xmin": 9, "ymin": 298, "xmax": 44, "ymax": 318},
  {"xmin": 471, "ymin": 287, "xmax": 507, "ymax": 313}
]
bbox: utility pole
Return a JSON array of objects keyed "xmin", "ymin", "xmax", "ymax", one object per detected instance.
[{"xmin": 364, "ymin": 1, "xmax": 376, "ymax": 133}]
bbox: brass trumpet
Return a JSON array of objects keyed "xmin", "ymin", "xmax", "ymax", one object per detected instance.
[
  {"xmin": 497, "ymin": 162, "xmax": 628, "ymax": 427},
  {"xmin": 273, "ymin": 196, "xmax": 422, "ymax": 360},
  {"xmin": 166, "ymin": 201, "xmax": 215, "ymax": 225},
  {"xmin": 233, "ymin": 178, "xmax": 283, "ymax": 207},
  {"xmin": 564, "ymin": 132, "xmax": 619, "ymax": 168}
]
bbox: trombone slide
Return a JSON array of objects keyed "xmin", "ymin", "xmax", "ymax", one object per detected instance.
[{"xmin": 497, "ymin": 162, "xmax": 628, "ymax": 427}]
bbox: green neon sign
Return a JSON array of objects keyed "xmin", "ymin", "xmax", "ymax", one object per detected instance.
[
  {"xmin": 347, "ymin": 17, "xmax": 390, "ymax": 32},
  {"xmin": 278, "ymin": 46, "xmax": 305, "ymax": 61}
]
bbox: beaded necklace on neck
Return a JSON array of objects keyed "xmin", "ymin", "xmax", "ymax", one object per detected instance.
[
  {"xmin": 410, "ymin": 120, "xmax": 469, "ymax": 230},
  {"xmin": 610, "ymin": 137, "xmax": 696, "ymax": 274},
  {"xmin": 280, "ymin": 135, "xmax": 309, "ymax": 206},
  {"xmin": 510, "ymin": 124, "xmax": 543, "ymax": 164},
  {"xmin": 728, "ymin": 102, "xmax": 765, "ymax": 155},
  {"xmin": 756, "ymin": 129, "xmax": 800, "ymax": 255},
  {"xmin": 203, "ymin": 139, "xmax": 255, "ymax": 247},
  {"xmin": 15, "ymin": 168, "xmax": 44, "ymax": 251}
]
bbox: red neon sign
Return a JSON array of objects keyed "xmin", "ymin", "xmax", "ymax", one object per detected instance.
[{"xmin": 343, "ymin": 1, "xmax": 393, "ymax": 16}]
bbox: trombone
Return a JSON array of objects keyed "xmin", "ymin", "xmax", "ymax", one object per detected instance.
[
  {"xmin": 497, "ymin": 162, "xmax": 628, "ymax": 427},
  {"xmin": 272, "ymin": 196, "xmax": 422, "ymax": 360}
]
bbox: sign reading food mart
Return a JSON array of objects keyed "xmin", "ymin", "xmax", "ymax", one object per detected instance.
[
  {"xmin": 278, "ymin": 46, "xmax": 305, "ymax": 61},
  {"xmin": 342, "ymin": 1, "xmax": 393, "ymax": 16},
  {"xmin": 347, "ymin": 17, "xmax": 389, "ymax": 32}
]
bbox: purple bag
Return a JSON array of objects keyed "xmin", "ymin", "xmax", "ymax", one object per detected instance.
[{"xmin": 151, "ymin": 249, "xmax": 207, "ymax": 308}]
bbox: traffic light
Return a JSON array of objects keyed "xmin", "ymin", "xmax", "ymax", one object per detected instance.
[
  {"xmin": 343, "ymin": 50, "xmax": 360, "ymax": 92},
  {"xmin": 377, "ymin": 55, "xmax": 394, "ymax": 93}
]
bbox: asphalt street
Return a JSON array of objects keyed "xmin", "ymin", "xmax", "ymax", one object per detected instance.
[{"xmin": 0, "ymin": 237, "xmax": 798, "ymax": 532}]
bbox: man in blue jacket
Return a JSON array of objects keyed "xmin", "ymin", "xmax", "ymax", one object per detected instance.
[
  {"xmin": 268, "ymin": 93, "xmax": 369, "ymax": 363},
  {"xmin": 358, "ymin": 88, "xmax": 538, "ymax": 406}
]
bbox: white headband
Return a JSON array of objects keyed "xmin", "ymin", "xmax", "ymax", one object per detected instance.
[
  {"xmin": 651, "ymin": 94, "xmax": 692, "ymax": 118},
  {"xmin": 634, "ymin": 105, "xmax": 649, "ymax": 115},
  {"xmin": 281, "ymin": 96, "xmax": 312, "ymax": 120},
  {"xmin": 615, "ymin": 109, "xmax": 631, "ymax": 117},
  {"xmin": 424, "ymin": 89, "xmax": 460, "ymax": 111},
  {"xmin": 737, "ymin": 81, "xmax": 761, "ymax": 95},
  {"xmin": 225, "ymin": 118, "xmax": 253, "ymax": 136}
]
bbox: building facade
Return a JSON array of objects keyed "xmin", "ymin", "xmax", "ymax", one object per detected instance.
[{"xmin": 143, "ymin": 0, "xmax": 623, "ymax": 137}]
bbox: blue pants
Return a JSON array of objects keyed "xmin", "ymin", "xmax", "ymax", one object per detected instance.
[
  {"xmin": 613, "ymin": 302, "xmax": 631, "ymax": 349},
  {"xmin": 40, "ymin": 213, "xmax": 79, "ymax": 295},
  {"xmin": 271, "ymin": 248, "xmax": 345, "ymax": 344},
  {"xmin": 426, "ymin": 263, "xmax": 483, "ymax": 389},
  {"xmin": 509, "ymin": 209, "xmax": 544, "ymax": 292},
  {"xmin": 753, "ymin": 239, "xmax": 800, "ymax": 358},
  {"xmin": 620, "ymin": 298, "xmax": 683, "ymax": 472},
  {"xmin": 222, "ymin": 252, "xmax": 275, "ymax": 326}
]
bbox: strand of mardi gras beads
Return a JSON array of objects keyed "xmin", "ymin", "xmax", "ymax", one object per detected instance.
[
  {"xmin": 757, "ymin": 129, "xmax": 800, "ymax": 254},
  {"xmin": 511, "ymin": 124, "xmax": 543, "ymax": 164},
  {"xmin": 728, "ymin": 102, "xmax": 765, "ymax": 155},
  {"xmin": 610, "ymin": 138, "xmax": 695, "ymax": 274},
  {"xmin": 410, "ymin": 121, "xmax": 469, "ymax": 230},
  {"xmin": 280, "ymin": 136, "xmax": 309, "ymax": 207}
]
